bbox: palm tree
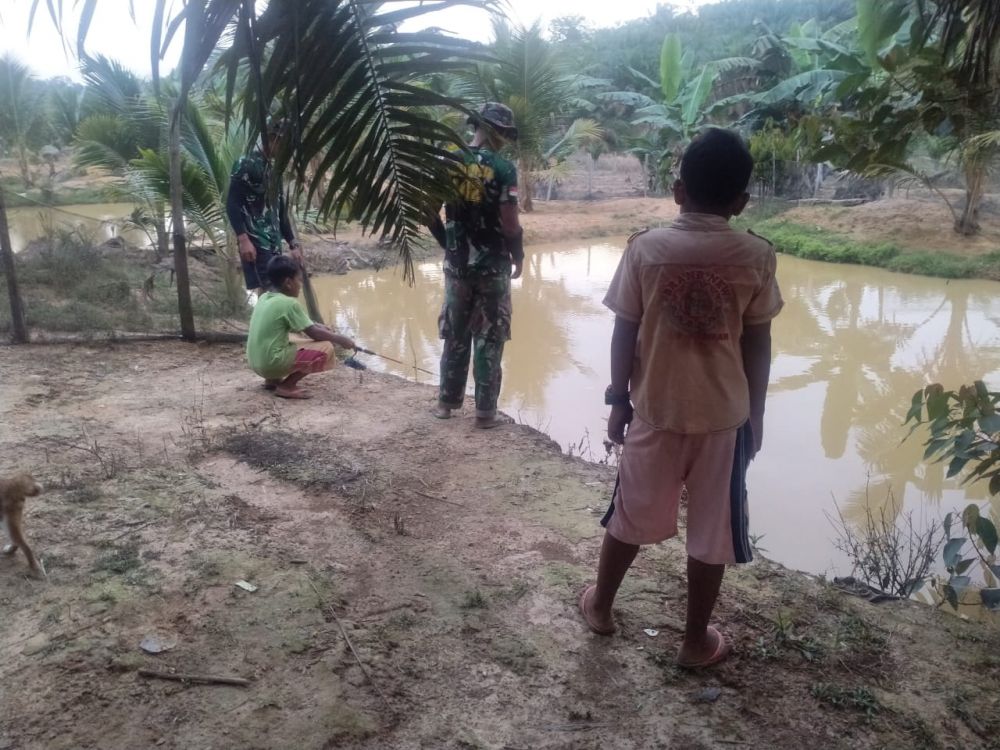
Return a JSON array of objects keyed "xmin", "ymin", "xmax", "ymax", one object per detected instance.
[
  {"xmin": 32, "ymin": 0, "xmax": 494, "ymax": 339},
  {"xmin": 0, "ymin": 55, "xmax": 48, "ymax": 189},
  {"xmin": 458, "ymin": 20, "xmax": 588, "ymax": 212}
]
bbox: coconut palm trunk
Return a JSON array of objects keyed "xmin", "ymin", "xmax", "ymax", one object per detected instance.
[
  {"xmin": 0, "ymin": 187, "xmax": 29, "ymax": 343},
  {"xmin": 168, "ymin": 103, "xmax": 197, "ymax": 341}
]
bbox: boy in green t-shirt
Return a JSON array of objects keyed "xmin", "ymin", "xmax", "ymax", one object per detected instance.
[{"xmin": 247, "ymin": 256, "xmax": 356, "ymax": 399}]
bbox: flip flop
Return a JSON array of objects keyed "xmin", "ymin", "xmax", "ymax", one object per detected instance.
[
  {"xmin": 262, "ymin": 380, "xmax": 279, "ymax": 391},
  {"xmin": 677, "ymin": 626, "xmax": 731, "ymax": 669},
  {"xmin": 578, "ymin": 584, "xmax": 616, "ymax": 636}
]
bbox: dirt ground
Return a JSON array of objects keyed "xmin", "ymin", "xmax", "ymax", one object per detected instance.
[
  {"xmin": 1, "ymin": 342, "xmax": 998, "ymax": 750},
  {"xmin": 779, "ymin": 194, "xmax": 1000, "ymax": 256}
]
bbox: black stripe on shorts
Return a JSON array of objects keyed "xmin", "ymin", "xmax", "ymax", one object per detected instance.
[{"xmin": 729, "ymin": 421, "xmax": 754, "ymax": 564}]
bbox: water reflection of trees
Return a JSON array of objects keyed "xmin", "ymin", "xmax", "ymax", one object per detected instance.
[
  {"xmin": 773, "ymin": 263, "xmax": 1000, "ymax": 523},
  {"xmin": 309, "ymin": 247, "xmax": 604, "ymax": 403}
]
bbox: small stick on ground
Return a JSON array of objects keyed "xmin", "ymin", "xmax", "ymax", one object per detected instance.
[
  {"xmin": 306, "ymin": 577, "xmax": 391, "ymax": 709},
  {"xmin": 411, "ymin": 488, "xmax": 464, "ymax": 507},
  {"xmin": 108, "ymin": 519, "xmax": 158, "ymax": 542},
  {"xmin": 138, "ymin": 669, "xmax": 251, "ymax": 687}
]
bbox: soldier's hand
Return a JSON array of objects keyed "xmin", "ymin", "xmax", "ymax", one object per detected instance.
[
  {"xmin": 607, "ymin": 403, "xmax": 633, "ymax": 445},
  {"xmin": 289, "ymin": 242, "xmax": 305, "ymax": 267},
  {"xmin": 511, "ymin": 260, "xmax": 523, "ymax": 280},
  {"xmin": 238, "ymin": 234, "xmax": 257, "ymax": 263}
]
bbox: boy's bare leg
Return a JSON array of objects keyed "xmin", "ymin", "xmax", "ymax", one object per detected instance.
[
  {"xmin": 275, "ymin": 371, "xmax": 310, "ymax": 399},
  {"xmin": 679, "ymin": 555, "xmax": 726, "ymax": 663},
  {"xmin": 583, "ymin": 531, "xmax": 639, "ymax": 632}
]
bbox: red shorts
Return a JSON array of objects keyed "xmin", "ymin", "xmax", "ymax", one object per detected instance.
[{"xmin": 291, "ymin": 340, "xmax": 335, "ymax": 375}]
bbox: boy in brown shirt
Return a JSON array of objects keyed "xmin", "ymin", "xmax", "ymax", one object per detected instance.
[{"xmin": 579, "ymin": 128, "xmax": 783, "ymax": 668}]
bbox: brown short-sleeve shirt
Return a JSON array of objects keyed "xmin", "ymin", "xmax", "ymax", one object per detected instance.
[{"xmin": 604, "ymin": 213, "xmax": 783, "ymax": 434}]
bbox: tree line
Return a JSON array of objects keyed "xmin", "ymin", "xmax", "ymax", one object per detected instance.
[{"xmin": 1, "ymin": 0, "xmax": 997, "ymax": 342}]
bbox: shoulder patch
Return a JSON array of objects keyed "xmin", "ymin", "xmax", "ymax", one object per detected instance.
[
  {"xmin": 747, "ymin": 228, "xmax": 774, "ymax": 246},
  {"xmin": 627, "ymin": 228, "xmax": 650, "ymax": 243}
]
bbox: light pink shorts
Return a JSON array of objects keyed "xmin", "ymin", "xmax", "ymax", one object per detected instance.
[{"xmin": 602, "ymin": 414, "xmax": 753, "ymax": 565}]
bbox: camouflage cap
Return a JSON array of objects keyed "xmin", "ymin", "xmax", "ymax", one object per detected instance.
[{"xmin": 469, "ymin": 102, "xmax": 518, "ymax": 141}]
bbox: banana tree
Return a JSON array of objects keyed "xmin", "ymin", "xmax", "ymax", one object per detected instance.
[
  {"xmin": 598, "ymin": 33, "xmax": 760, "ymax": 190},
  {"xmin": 625, "ymin": 34, "xmax": 759, "ymax": 140},
  {"xmin": 32, "ymin": 0, "xmax": 494, "ymax": 339},
  {"xmin": 813, "ymin": 0, "xmax": 1000, "ymax": 235}
]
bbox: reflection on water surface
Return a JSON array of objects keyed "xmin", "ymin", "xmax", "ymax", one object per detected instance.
[{"xmin": 312, "ymin": 242, "xmax": 1000, "ymax": 577}]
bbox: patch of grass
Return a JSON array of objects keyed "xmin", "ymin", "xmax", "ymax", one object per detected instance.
[
  {"xmin": 498, "ymin": 578, "xmax": 531, "ymax": 602},
  {"xmin": 835, "ymin": 614, "xmax": 889, "ymax": 653},
  {"xmin": 93, "ymin": 542, "xmax": 142, "ymax": 576},
  {"xmin": 460, "ymin": 589, "xmax": 488, "ymax": 610},
  {"xmin": 68, "ymin": 486, "xmax": 102, "ymax": 504},
  {"xmin": 946, "ymin": 688, "xmax": 1000, "ymax": 741},
  {"xmin": 810, "ymin": 682, "xmax": 881, "ymax": 717},
  {"xmin": 489, "ymin": 634, "xmax": 542, "ymax": 674},
  {"xmin": 769, "ymin": 608, "xmax": 826, "ymax": 662},
  {"xmin": 40, "ymin": 552, "xmax": 76, "ymax": 570},
  {"xmin": 892, "ymin": 714, "xmax": 942, "ymax": 750},
  {"xmin": 386, "ymin": 611, "xmax": 417, "ymax": 630},
  {"xmin": 747, "ymin": 220, "xmax": 1000, "ymax": 281}
]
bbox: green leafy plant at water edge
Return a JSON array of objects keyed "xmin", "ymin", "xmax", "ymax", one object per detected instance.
[{"xmin": 905, "ymin": 382, "xmax": 1000, "ymax": 613}]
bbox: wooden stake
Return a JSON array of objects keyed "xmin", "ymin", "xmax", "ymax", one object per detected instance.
[{"xmin": 0, "ymin": 186, "xmax": 29, "ymax": 343}]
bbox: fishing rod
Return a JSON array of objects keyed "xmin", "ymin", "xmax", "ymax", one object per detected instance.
[{"xmin": 354, "ymin": 346, "xmax": 436, "ymax": 377}]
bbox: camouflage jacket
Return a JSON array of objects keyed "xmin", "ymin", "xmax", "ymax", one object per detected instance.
[
  {"xmin": 226, "ymin": 150, "xmax": 293, "ymax": 253},
  {"xmin": 443, "ymin": 147, "xmax": 519, "ymax": 276}
]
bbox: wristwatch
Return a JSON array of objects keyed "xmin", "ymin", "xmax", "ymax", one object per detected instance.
[{"xmin": 604, "ymin": 385, "xmax": 631, "ymax": 407}]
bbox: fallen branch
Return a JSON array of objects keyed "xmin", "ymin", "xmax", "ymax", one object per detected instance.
[
  {"xmin": 306, "ymin": 577, "xmax": 390, "ymax": 708},
  {"xmin": 138, "ymin": 669, "xmax": 251, "ymax": 687}
]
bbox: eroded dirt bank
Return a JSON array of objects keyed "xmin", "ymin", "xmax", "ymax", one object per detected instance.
[{"xmin": 0, "ymin": 341, "xmax": 997, "ymax": 750}]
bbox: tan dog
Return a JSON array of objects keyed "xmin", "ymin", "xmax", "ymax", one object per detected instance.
[{"xmin": 1, "ymin": 472, "xmax": 45, "ymax": 578}]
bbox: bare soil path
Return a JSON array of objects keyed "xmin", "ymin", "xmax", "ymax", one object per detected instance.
[{"xmin": 0, "ymin": 342, "xmax": 997, "ymax": 750}]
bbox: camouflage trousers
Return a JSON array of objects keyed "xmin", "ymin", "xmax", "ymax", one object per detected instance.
[{"xmin": 438, "ymin": 271, "xmax": 512, "ymax": 417}]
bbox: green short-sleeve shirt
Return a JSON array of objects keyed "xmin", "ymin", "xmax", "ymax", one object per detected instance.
[{"xmin": 246, "ymin": 292, "xmax": 313, "ymax": 379}]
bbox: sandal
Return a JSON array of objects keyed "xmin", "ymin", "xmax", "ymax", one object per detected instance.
[
  {"xmin": 578, "ymin": 585, "xmax": 616, "ymax": 636},
  {"xmin": 677, "ymin": 626, "xmax": 731, "ymax": 669}
]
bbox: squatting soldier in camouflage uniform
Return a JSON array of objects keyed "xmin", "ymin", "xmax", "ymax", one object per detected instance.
[
  {"xmin": 227, "ymin": 118, "xmax": 304, "ymax": 293},
  {"xmin": 428, "ymin": 102, "xmax": 525, "ymax": 429}
]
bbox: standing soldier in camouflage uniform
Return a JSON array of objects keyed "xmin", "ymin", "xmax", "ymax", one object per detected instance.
[
  {"xmin": 428, "ymin": 102, "xmax": 525, "ymax": 429},
  {"xmin": 227, "ymin": 118, "xmax": 304, "ymax": 294}
]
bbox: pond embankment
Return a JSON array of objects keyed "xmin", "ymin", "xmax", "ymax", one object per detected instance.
[{"xmin": 0, "ymin": 340, "xmax": 997, "ymax": 750}]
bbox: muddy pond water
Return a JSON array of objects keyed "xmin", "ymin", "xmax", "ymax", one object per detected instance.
[
  {"xmin": 7, "ymin": 203, "xmax": 146, "ymax": 253},
  {"xmin": 310, "ymin": 240, "xmax": 1000, "ymax": 578}
]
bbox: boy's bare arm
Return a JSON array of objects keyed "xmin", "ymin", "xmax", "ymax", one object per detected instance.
[
  {"xmin": 608, "ymin": 316, "xmax": 640, "ymax": 445},
  {"xmin": 304, "ymin": 324, "xmax": 356, "ymax": 351},
  {"xmin": 741, "ymin": 321, "xmax": 772, "ymax": 456}
]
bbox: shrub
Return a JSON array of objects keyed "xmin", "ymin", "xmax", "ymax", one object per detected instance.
[{"xmin": 906, "ymin": 382, "xmax": 1000, "ymax": 612}]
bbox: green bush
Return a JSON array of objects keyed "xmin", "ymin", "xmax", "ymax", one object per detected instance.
[{"xmin": 751, "ymin": 220, "xmax": 1000, "ymax": 281}]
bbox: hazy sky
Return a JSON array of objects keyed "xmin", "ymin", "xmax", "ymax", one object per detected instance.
[{"xmin": 0, "ymin": 0, "xmax": 712, "ymax": 81}]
